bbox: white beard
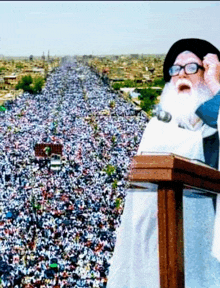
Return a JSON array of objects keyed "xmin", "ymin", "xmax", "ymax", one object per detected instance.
[{"xmin": 159, "ymin": 81, "xmax": 213, "ymax": 130}]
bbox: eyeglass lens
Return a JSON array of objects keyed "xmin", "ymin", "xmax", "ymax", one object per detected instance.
[{"xmin": 169, "ymin": 63, "xmax": 198, "ymax": 76}]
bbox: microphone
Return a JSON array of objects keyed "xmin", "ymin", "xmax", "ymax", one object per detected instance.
[
  {"xmin": 153, "ymin": 105, "xmax": 172, "ymax": 123},
  {"xmin": 157, "ymin": 110, "xmax": 172, "ymax": 122}
]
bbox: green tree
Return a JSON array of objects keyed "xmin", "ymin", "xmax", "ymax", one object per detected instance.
[
  {"xmin": 112, "ymin": 82, "xmax": 122, "ymax": 90},
  {"xmin": 16, "ymin": 63, "xmax": 24, "ymax": 69},
  {"xmin": 16, "ymin": 75, "xmax": 44, "ymax": 94},
  {"xmin": 16, "ymin": 75, "xmax": 33, "ymax": 93},
  {"xmin": 123, "ymin": 79, "xmax": 137, "ymax": 87},
  {"xmin": 0, "ymin": 67, "xmax": 6, "ymax": 73},
  {"xmin": 138, "ymin": 88, "xmax": 159, "ymax": 114},
  {"xmin": 32, "ymin": 76, "xmax": 44, "ymax": 94},
  {"xmin": 151, "ymin": 77, "xmax": 165, "ymax": 88}
]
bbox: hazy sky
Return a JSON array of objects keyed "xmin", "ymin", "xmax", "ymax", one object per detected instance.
[{"xmin": 1, "ymin": 1, "xmax": 220, "ymax": 56}]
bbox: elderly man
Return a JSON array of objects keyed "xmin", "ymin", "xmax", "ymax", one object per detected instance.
[{"xmin": 107, "ymin": 39, "xmax": 220, "ymax": 288}]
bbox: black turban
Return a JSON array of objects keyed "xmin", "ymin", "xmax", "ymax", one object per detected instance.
[{"xmin": 163, "ymin": 38, "xmax": 220, "ymax": 83}]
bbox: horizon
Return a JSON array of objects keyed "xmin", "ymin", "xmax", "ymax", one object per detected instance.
[{"xmin": 0, "ymin": 53, "xmax": 167, "ymax": 59}]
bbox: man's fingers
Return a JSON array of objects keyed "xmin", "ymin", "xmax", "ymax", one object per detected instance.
[
  {"xmin": 203, "ymin": 53, "xmax": 219, "ymax": 65},
  {"xmin": 204, "ymin": 53, "xmax": 219, "ymax": 59}
]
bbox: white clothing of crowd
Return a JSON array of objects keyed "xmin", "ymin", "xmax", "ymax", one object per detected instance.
[{"xmin": 0, "ymin": 59, "xmax": 147, "ymax": 287}]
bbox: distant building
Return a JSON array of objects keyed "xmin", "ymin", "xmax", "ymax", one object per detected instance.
[
  {"xmin": 130, "ymin": 54, "xmax": 139, "ymax": 59},
  {"xmin": 32, "ymin": 68, "xmax": 45, "ymax": 75},
  {"xmin": 3, "ymin": 75, "xmax": 17, "ymax": 84},
  {"xmin": 149, "ymin": 67, "xmax": 155, "ymax": 74},
  {"xmin": 120, "ymin": 87, "xmax": 136, "ymax": 94},
  {"xmin": 112, "ymin": 56, "xmax": 119, "ymax": 61}
]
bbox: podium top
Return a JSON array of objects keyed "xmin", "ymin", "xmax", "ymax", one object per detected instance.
[{"xmin": 129, "ymin": 153, "xmax": 220, "ymax": 193}]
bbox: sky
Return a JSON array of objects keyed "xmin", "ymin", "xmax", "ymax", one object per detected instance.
[{"xmin": 1, "ymin": 1, "xmax": 220, "ymax": 57}]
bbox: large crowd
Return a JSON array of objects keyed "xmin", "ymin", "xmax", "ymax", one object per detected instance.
[{"xmin": 0, "ymin": 59, "xmax": 148, "ymax": 287}]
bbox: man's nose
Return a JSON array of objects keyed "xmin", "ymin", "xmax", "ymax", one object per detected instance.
[{"xmin": 178, "ymin": 67, "xmax": 186, "ymax": 77}]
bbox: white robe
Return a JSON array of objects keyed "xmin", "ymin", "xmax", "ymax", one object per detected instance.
[{"xmin": 107, "ymin": 117, "xmax": 220, "ymax": 288}]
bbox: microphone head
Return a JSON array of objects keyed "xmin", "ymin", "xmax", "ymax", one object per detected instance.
[{"xmin": 157, "ymin": 110, "xmax": 172, "ymax": 122}]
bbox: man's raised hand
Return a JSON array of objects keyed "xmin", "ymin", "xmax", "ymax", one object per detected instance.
[{"xmin": 203, "ymin": 53, "xmax": 220, "ymax": 95}]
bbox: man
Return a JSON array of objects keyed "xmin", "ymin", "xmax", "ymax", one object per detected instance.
[
  {"xmin": 107, "ymin": 39, "xmax": 220, "ymax": 288},
  {"xmin": 162, "ymin": 39, "xmax": 220, "ymax": 170}
]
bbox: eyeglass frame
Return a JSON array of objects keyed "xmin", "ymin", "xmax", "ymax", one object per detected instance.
[{"xmin": 169, "ymin": 62, "xmax": 205, "ymax": 77}]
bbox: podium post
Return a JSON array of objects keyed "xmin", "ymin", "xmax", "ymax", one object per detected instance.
[{"xmin": 129, "ymin": 154, "xmax": 220, "ymax": 288}]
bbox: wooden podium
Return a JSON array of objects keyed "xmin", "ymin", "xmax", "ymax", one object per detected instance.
[{"xmin": 128, "ymin": 154, "xmax": 220, "ymax": 288}]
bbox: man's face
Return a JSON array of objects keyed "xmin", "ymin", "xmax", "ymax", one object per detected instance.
[
  {"xmin": 160, "ymin": 51, "xmax": 213, "ymax": 130},
  {"xmin": 171, "ymin": 51, "xmax": 205, "ymax": 94}
]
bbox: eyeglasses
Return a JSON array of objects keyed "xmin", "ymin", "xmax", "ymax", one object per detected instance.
[{"xmin": 169, "ymin": 62, "xmax": 205, "ymax": 77}]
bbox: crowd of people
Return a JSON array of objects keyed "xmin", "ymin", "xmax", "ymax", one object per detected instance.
[{"xmin": 0, "ymin": 59, "xmax": 148, "ymax": 287}]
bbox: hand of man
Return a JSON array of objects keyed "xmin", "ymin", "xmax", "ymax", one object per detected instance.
[{"xmin": 203, "ymin": 53, "xmax": 220, "ymax": 95}]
